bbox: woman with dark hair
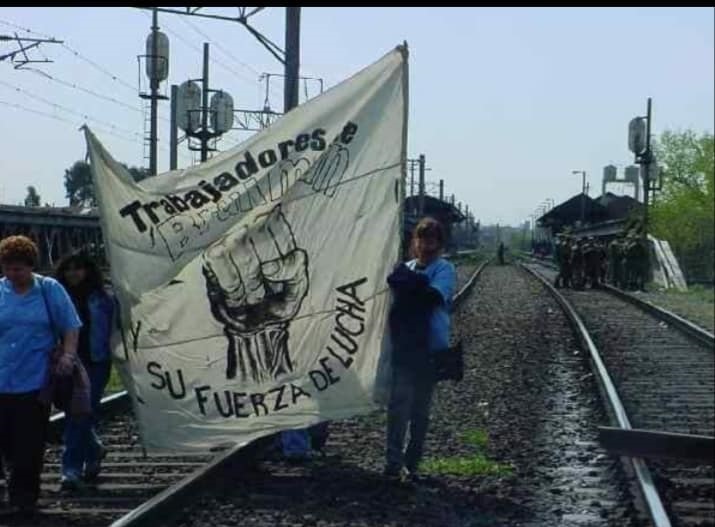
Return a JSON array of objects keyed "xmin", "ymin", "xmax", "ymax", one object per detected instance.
[
  {"xmin": 383, "ymin": 217, "xmax": 456, "ymax": 483},
  {"xmin": 0, "ymin": 235, "xmax": 81, "ymax": 516},
  {"xmin": 55, "ymin": 251, "xmax": 114, "ymax": 490}
]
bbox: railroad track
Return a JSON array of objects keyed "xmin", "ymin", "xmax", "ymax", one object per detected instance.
[
  {"xmin": 0, "ymin": 259, "xmax": 488, "ymax": 527},
  {"xmin": 157, "ymin": 260, "xmax": 642, "ymax": 526},
  {"xmin": 9, "ymin": 393, "xmax": 214, "ymax": 527},
  {"xmin": 520, "ymin": 260, "xmax": 714, "ymax": 527}
]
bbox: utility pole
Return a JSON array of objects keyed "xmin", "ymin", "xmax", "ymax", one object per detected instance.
[
  {"xmin": 642, "ymin": 97, "xmax": 652, "ymax": 241},
  {"xmin": 439, "ymin": 179, "xmax": 444, "ymax": 201},
  {"xmin": 169, "ymin": 84, "xmax": 178, "ymax": 170},
  {"xmin": 140, "ymin": 8, "xmax": 169, "ymax": 176},
  {"xmin": 418, "ymin": 154, "xmax": 426, "ymax": 216},
  {"xmin": 149, "ymin": 8, "xmax": 159, "ymax": 175},
  {"xmin": 177, "ymin": 44, "xmax": 233, "ymax": 165},
  {"xmin": 284, "ymin": 7, "xmax": 300, "ymax": 113},
  {"xmin": 200, "ymin": 43, "xmax": 210, "ymax": 162},
  {"xmin": 628, "ymin": 97, "xmax": 658, "ymax": 283}
]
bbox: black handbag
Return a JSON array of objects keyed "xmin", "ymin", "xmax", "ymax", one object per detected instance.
[{"xmin": 431, "ymin": 341, "xmax": 464, "ymax": 382}]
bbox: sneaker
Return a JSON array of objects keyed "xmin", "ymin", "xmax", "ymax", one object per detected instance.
[
  {"xmin": 83, "ymin": 445, "xmax": 108, "ymax": 482},
  {"xmin": 382, "ymin": 466, "xmax": 402, "ymax": 482},
  {"xmin": 60, "ymin": 476, "xmax": 84, "ymax": 493},
  {"xmin": 405, "ymin": 469, "xmax": 421, "ymax": 483}
]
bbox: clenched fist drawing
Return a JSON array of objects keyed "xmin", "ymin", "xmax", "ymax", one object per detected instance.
[
  {"xmin": 304, "ymin": 142, "xmax": 350, "ymax": 198},
  {"xmin": 201, "ymin": 206, "xmax": 309, "ymax": 382}
]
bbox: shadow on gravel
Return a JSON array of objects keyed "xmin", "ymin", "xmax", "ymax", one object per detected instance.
[{"xmin": 204, "ymin": 456, "xmax": 524, "ymax": 527}]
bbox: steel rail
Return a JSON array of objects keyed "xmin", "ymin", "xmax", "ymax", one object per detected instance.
[{"xmin": 520, "ymin": 262, "xmax": 672, "ymax": 527}]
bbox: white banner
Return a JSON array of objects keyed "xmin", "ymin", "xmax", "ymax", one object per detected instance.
[{"xmin": 85, "ymin": 46, "xmax": 407, "ymax": 452}]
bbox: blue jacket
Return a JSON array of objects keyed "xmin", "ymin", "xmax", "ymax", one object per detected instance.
[
  {"xmin": 86, "ymin": 290, "xmax": 114, "ymax": 363},
  {"xmin": 387, "ymin": 263, "xmax": 434, "ymax": 372}
]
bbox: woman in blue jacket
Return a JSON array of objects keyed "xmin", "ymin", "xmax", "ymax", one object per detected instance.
[
  {"xmin": 55, "ymin": 252, "xmax": 114, "ymax": 490},
  {"xmin": 384, "ymin": 217, "xmax": 456, "ymax": 482}
]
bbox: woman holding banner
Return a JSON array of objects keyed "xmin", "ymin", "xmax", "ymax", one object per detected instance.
[{"xmin": 384, "ymin": 217, "xmax": 456, "ymax": 483}]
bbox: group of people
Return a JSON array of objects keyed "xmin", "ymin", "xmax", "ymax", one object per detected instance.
[
  {"xmin": 0, "ymin": 235, "xmax": 113, "ymax": 518},
  {"xmin": 553, "ymin": 231, "xmax": 649, "ymax": 291},
  {"xmin": 0, "ymin": 217, "xmax": 458, "ymax": 516}
]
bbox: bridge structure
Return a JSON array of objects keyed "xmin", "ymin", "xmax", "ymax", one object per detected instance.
[{"xmin": 0, "ymin": 205, "xmax": 104, "ymax": 271}]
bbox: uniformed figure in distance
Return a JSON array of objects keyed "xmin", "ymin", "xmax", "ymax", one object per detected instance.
[
  {"xmin": 570, "ymin": 238, "xmax": 585, "ymax": 290},
  {"xmin": 583, "ymin": 236, "xmax": 601, "ymax": 289}
]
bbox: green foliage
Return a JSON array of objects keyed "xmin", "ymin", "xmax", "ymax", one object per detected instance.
[
  {"xmin": 24, "ymin": 185, "xmax": 41, "ymax": 207},
  {"xmin": 65, "ymin": 161, "xmax": 95, "ymax": 207},
  {"xmin": 651, "ymin": 130, "xmax": 714, "ymax": 255},
  {"xmin": 64, "ymin": 160, "xmax": 152, "ymax": 207},
  {"xmin": 422, "ymin": 455, "xmax": 513, "ymax": 477},
  {"xmin": 422, "ymin": 428, "xmax": 514, "ymax": 477}
]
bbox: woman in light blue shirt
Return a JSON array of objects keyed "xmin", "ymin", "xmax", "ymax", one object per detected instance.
[
  {"xmin": 0, "ymin": 235, "xmax": 81, "ymax": 517},
  {"xmin": 384, "ymin": 218, "xmax": 456, "ymax": 483}
]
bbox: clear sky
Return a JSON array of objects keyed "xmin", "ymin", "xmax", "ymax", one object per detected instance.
[{"xmin": 1, "ymin": 7, "xmax": 713, "ymax": 225}]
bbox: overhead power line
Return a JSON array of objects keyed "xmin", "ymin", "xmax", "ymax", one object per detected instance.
[
  {"xmin": 0, "ymin": 79, "xmax": 142, "ymax": 138},
  {"xmin": 0, "ymin": 98, "xmax": 139, "ymax": 144}
]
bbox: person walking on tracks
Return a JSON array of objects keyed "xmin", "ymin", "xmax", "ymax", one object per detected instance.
[
  {"xmin": 55, "ymin": 252, "xmax": 115, "ymax": 490},
  {"xmin": 598, "ymin": 240, "xmax": 608, "ymax": 285},
  {"xmin": 553, "ymin": 235, "xmax": 568, "ymax": 288},
  {"xmin": 607, "ymin": 237, "xmax": 621, "ymax": 287},
  {"xmin": 583, "ymin": 236, "xmax": 601, "ymax": 289},
  {"xmin": 560, "ymin": 235, "xmax": 573, "ymax": 289},
  {"xmin": 384, "ymin": 217, "xmax": 456, "ymax": 483},
  {"xmin": 0, "ymin": 236, "xmax": 81, "ymax": 518},
  {"xmin": 570, "ymin": 238, "xmax": 585, "ymax": 290},
  {"xmin": 497, "ymin": 242, "xmax": 505, "ymax": 265}
]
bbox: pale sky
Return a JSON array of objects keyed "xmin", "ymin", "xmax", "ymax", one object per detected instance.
[{"xmin": 1, "ymin": 7, "xmax": 713, "ymax": 225}]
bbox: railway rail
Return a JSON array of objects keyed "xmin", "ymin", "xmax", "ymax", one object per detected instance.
[
  {"xmin": 160, "ymin": 260, "xmax": 647, "ymax": 526},
  {"xmin": 521, "ymin": 259, "xmax": 714, "ymax": 527},
  {"xmin": 13, "ymin": 255, "xmax": 710, "ymax": 527}
]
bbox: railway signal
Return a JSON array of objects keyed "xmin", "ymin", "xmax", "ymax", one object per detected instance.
[
  {"xmin": 627, "ymin": 98, "xmax": 659, "ymax": 280},
  {"xmin": 172, "ymin": 43, "xmax": 235, "ymax": 163}
]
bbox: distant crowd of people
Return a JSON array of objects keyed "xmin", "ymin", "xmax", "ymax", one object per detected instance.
[{"xmin": 552, "ymin": 232, "xmax": 649, "ymax": 291}]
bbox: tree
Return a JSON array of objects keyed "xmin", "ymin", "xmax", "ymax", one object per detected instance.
[
  {"xmin": 24, "ymin": 186, "xmax": 41, "ymax": 207},
  {"xmin": 651, "ymin": 129, "xmax": 714, "ymax": 282},
  {"xmin": 65, "ymin": 160, "xmax": 95, "ymax": 207},
  {"xmin": 64, "ymin": 161, "xmax": 153, "ymax": 207}
]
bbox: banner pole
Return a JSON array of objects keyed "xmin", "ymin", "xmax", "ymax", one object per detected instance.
[{"xmin": 398, "ymin": 42, "xmax": 409, "ymax": 261}]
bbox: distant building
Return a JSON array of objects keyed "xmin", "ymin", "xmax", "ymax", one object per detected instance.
[{"xmin": 537, "ymin": 192, "xmax": 643, "ymax": 238}]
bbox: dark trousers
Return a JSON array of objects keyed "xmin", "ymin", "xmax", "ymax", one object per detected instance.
[
  {"xmin": 386, "ymin": 366, "xmax": 435, "ymax": 473},
  {"xmin": 62, "ymin": 361, "xmax": 111, "ymax": 479},
  {"xmin": 0, "ymin": 391, "xmax": 50, "ymax": 508}
]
